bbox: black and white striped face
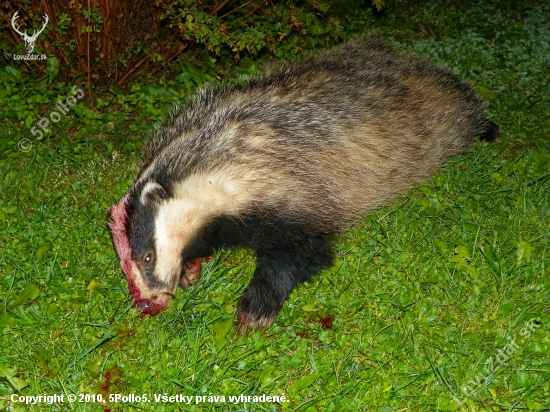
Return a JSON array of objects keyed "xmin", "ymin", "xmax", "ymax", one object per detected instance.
[
  {"xmin": 109, "ymin": 166, "xmax": 258, "ymax": 316},
  {"xmin": 109, "ymin": 179, "xmax": 195, "ymax": 316}
]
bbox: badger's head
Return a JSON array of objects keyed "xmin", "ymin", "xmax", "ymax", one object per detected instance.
[{"xmin": 108, "ymin": 179, "xmax": 203, "ymax": 316}]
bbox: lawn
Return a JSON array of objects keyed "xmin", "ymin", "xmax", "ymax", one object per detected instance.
[{"xmin": 1, "ymin": 0, "xmax": 549, "ymax": 411}]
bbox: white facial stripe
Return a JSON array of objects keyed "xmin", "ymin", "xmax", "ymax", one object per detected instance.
[
  {"xmin": 153, "ymin": 169, "xmax": 256, "ymax": 284},
  {"xmin": 154, "ymin": 199, "xmax": 190, "ymax": 284},
  {"xmin": 140, "ymin": 181, "xmax": 163, "ymax": 204}
]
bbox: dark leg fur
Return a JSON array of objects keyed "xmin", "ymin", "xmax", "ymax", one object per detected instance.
[
  {"xmin": 236, "ymin": 256, "xmax": 304, "ymax": 329},
  {"xmin": 236, "ymin": 235, "xmax": 333, "ymax": 329},
  {"xmin": 181, "ymin": 211, "xmax": 334, "ymax": 329},
  {"xmin": 480, "ymin": 120, "xmax": 500, "ymax": 142}
]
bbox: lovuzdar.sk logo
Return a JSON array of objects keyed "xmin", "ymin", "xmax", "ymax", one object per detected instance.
[{"xmin": 11, "ymin": 11, "xmax": 48, "ymax": 61}]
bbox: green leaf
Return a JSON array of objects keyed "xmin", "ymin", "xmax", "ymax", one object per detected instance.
[
  {"xmin": 259, "ymin": 364, "xmax": 275, "ymax": 387},
  {"xmin": 34, "ymin": 77, "xmax": 50, "ymax": 94},
  {"xmin": 0, "ymin": 365, "xmax": 16, "ymax": 377},
  {"xmin": 0, "ymin": 313, "xmax": 16, "ymax": 328},
  {"xmin": 0, "ymin": 366, "xmax": 28, "ymax": 390},
  {"xmin": 310, "ymin": 20, "xmax": 327, "ymax": 35},
  {"xmin": 450, "ymin": 245, "xmax": 471, "ymax": 269},
  {"xmin": 466, "ymin": 266, "xmax": 480, "ymax": 280},
  {"xmin": 212, "ymin": 318, "xmax": 233, "ymax": 347},
  {"xmin": 177, "ymin": 57, "xmax": 205, "ymax": 89},
  {"xmin": 109, "ymin": 85, "xmax": 124, "ymax": 96},
  {"xmin": 516, "ymin": 240, "xmax": 533, "ymax": 265},
  {"xmin": 463, "ymin": 221, "xmax": 479, "ymax": 233},
  {"xmin": 46, "ymin": 57, "xmax": 60, "ymax": 84},
  {"xmin": 4, "ymin": 171, "xmax": 17, "ymax": 184},
  {"xmin": 434, "ymin": 240, "xmax": 449, "ymax": 256},
  {"xmin": 179, "ymin": 58, "xmax": 205, "ymax": 81},
  {"xmin": 10, "ymin": 283, "xmax": 40, "ymax": 309},
  {"xmin": 1, "ymin": 206, "xmax": 17, "ymax": 215},
  {"xmin": 140, "ymin": 85, "xmax": 168, "ymax": 97},
  {"xmin": 44, "ymin": 303, "xmax": 58, "ymax": 317},
  {"xmin": 288, "ymin": 374, "xmax": 320, "ymax": 398},
  {"xmin": 75, "ymin": 127, "xmax": 89, "ymax": 139},
  {"xmin": 7, "ymin": 376, "xmax": 29, "ymax": 391},
  {"xmin": 161, "ymin": 104, "xmax": 174, "ymax": 116},
  {"xmin": 35, "ymin": 244, "xmax": 50, "ymax": 262},
  {"xmin": 175, "ymin": 72, "xmax": 197, "ymax": 90},
  {"xmin": 498, "ymin": 301, "xmax": 515, "ymax": 317},
  {"xmin": 5, "ymin": 66, "xmax": 20, "ymax": 79},
  {"xmin": 525, "ymin": 400, "xmax": 542, "ymax": 410}
]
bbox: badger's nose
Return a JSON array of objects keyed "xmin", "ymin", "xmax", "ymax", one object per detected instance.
[{"xmin": 135, "ymin": 299, "xmax": 162, "ymax": 316}]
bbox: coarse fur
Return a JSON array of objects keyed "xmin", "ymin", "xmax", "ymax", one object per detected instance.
[{"xmin": 108, "ymin": 33, "xmax": 498, "ymax": 329}]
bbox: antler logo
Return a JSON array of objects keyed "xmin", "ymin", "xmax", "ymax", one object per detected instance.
[{"xmin": 11, "ymin": 11, "xmax": 49, "ymax": 54}]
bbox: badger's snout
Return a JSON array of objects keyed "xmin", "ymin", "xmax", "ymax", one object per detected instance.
[
  {"xmin": 130, "ymin": 258, "xmax": 204, "ymax": 316},
  {"xmin": 135, "ymin": 298, "xmax": 163, "ymax": 316},
  {"xmin": 131, "ymin": 258, "xmax": 206, "ymax": 316},
  {"xmin": 131, "ymin": 288, "xmax": 173, "ymax": 316}
]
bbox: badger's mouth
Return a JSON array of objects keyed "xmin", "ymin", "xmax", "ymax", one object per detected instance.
[
  {"xmin": 134, "ymin": 298, "xmax": 165, "ymax": 316},
  {"xmin": 127, "ymin": 278, "xmax": 171, "ymax": 317}
]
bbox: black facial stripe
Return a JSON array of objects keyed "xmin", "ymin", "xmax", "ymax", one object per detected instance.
[
  {"xmin": 124, "ymin": 200, "xmax": 137, "ymax": 249},
  {"xmin": 127, "ymin": 198, "xmax": 156, "ymax": 256},
  {"xmin": 126, "ymin": 181, "xmax": 168, "ymax": 289},
  {"xmin": 141, "ymin": 263, "xmax": 171, "ymax": 289},
  {"xmin": 127, "ymin": 178, "xmax": 184, "ymax": 291}
]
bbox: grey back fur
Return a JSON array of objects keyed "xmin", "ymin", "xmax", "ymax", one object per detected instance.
[{"xmin": 138, "ymin": 33, "xmax": 494, "ymax": 231}]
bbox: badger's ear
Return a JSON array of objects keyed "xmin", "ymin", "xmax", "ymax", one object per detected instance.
[{"xmin": 139, "ymin": 180, "xmax": 171, "ymax": 205}]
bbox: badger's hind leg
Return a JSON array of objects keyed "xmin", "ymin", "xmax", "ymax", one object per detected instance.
[{"xmin": 236, "ymin": 220, "xmax": 334, "ymax": 330}]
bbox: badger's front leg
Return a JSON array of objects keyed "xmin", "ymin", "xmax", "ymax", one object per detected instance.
[{"xmin": 236, "ymin": 236, "xmax": 333, "ymax": 330}]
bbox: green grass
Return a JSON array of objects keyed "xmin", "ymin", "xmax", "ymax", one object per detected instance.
[{"xmin": 1, "ymin": 0, "xmax": 549, "ymax": 411}]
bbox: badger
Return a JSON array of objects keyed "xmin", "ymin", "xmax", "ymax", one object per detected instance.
[{"xmin": 108, "ymin": 33, "xmax": 498, "ymax": 329}]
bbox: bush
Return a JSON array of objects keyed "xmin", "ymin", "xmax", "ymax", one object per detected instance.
[{"xmin": 0, "ymin": 0, "xmax": 378, "ymax": 85}]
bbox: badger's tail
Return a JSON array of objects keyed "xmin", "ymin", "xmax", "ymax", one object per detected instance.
[{"xmin": 480, "ymin": 120, "xmax": 500, "ymax": 142}]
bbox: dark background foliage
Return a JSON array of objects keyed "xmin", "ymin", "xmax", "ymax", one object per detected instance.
[{"xmin": 0, "ymin": 0, "xmax": 384, "ymax": 86}]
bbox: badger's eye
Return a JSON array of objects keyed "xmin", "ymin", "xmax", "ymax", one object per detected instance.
[{"xmin": 144, "ymin": 252, "xmax": 154, "ymax": 265}]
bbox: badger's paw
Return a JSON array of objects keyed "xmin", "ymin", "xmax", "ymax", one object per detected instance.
[
  {"xmin": 179, "ymin": 259, "xmax": 203, "ymax": 290},
  {"xmin": 235, "ymin": 295, "xmax": 279, "ymax": 333}
]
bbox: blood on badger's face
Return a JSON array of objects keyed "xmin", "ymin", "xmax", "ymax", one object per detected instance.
[{"xmin": 108, "ymin": 179, "xmax": 203, "ymax": 316}]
